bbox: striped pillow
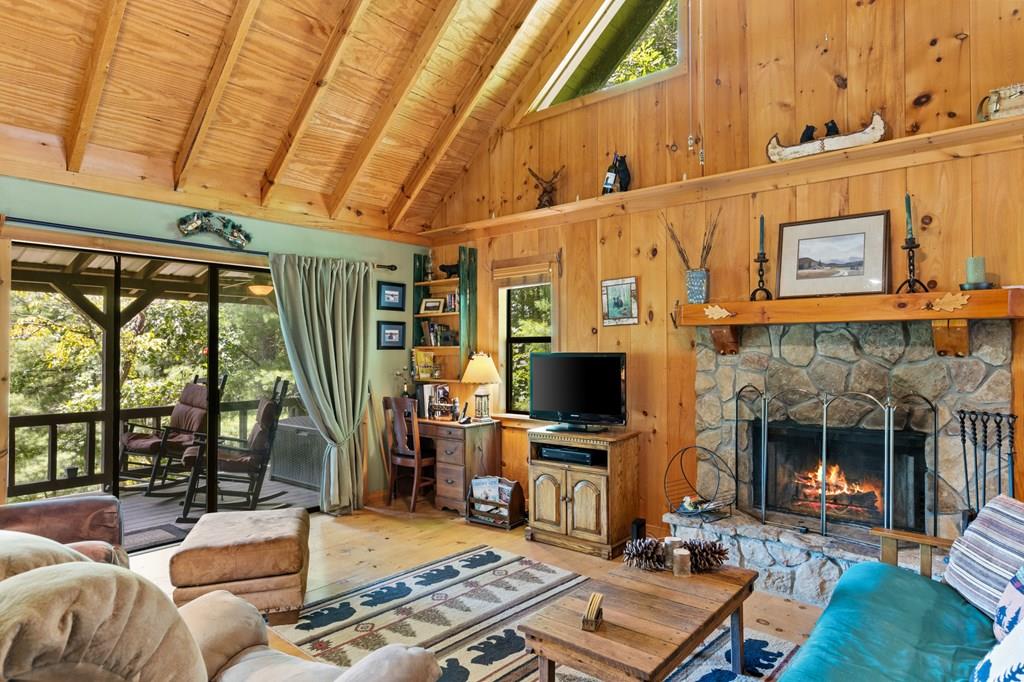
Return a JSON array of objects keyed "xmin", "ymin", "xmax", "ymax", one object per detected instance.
[{"xmin": 946, "ymin": 495, "xmax": 1024, "ymax": 618}]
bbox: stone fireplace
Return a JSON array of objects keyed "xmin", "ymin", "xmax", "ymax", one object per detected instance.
[{"xmin": 665, "ymin": 319, "xmax": 1013, "ymax": 603}]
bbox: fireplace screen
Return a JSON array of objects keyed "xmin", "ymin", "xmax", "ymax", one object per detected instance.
[{"xmin": 750, "ymin": 420, "xmax": 927, "ymax": 532}]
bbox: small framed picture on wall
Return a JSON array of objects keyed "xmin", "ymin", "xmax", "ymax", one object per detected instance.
[
  {"xmin": 377, "ymin": 321, "xmax": 406, "ymax": 349},
  {"xmin": 601, "ymin": 276, "xmax": 639, "ymax": 326},
  {"xmin": 377, "ymin": 281, "xmax": 406, "ymax": 311}
]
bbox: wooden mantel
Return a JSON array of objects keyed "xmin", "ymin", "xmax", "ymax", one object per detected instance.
[
  {"xmin": 673, "ymin": 290, "xmax": 1024, "ymax": 327},
  {"xmin": 672, "ymin": 289, "xmax": 1024, "ymax": 358}
]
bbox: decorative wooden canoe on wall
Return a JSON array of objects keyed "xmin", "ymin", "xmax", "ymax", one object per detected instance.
[{"xmin": 766, "ymin": 112, "xmax": 887, "ymax": 163}]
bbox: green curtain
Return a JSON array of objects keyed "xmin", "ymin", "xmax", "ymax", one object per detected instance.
[{"xmin": 269, "ymin": 253, "xmax": 370, "ymax": 514}]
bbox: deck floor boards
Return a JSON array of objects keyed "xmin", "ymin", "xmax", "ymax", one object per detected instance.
[{"xmin": 120, "ymin": 478, "xmax": 319, "ymax": 550}]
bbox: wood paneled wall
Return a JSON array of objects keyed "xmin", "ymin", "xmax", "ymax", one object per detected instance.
[
  {"xmin": 434, "ymin": 0, "xmax": 1024, "ymax": 532},
  {"xmin": 436, "ymin": 0, "xmax": 1024, "ymax": 226}
]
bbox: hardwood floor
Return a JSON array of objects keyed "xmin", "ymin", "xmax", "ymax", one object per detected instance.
[{"xmin": 131, "ymin": 500, "xmax": 822, "ymax": 646}]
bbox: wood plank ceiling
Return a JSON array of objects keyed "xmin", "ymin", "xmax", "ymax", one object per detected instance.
[{"xmin": 0, "ymin": 0, "xmax": 573, "ymax": 242}]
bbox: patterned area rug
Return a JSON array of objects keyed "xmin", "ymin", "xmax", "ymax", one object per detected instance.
[{"xmin": 275, "ymin": 546, "xmax": 797, "ymax": 681}]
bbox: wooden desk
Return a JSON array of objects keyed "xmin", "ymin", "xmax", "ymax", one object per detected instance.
[
  {"xmin": 417, "ymin": 418, "xmax": 500, "ymax": 514},
  {"xmin": 518, "ymin": 565, "xmax": 758, "ymax": 681}
]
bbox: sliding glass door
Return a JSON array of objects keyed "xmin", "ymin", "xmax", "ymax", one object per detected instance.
[{"xmin": 7, "ymin": 244, "xmax": 316, "ymax": 551}]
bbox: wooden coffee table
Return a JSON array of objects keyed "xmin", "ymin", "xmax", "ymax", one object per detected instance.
[{"xmin": 518, "ymin": 565, "xmax": 758, "ymax": 681}]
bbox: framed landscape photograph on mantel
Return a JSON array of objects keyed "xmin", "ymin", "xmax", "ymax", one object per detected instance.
[{"xmin": 777, "ymin": 211, "xmax": 890, "ymax": 298}]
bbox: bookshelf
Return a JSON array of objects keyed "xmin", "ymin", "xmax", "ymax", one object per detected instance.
[{"xmin": 412, "ymin": 246, "xmax": 477, "ymax": 384}]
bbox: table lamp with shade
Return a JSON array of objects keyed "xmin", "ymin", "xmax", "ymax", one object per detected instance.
[{"xmin": 462, "ymin": 353, "xmax": 501, "ymax": 421}]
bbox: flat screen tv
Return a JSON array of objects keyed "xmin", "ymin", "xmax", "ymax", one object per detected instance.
[{"xmin": 529, "ymin": 352, "xmax": 626, "ymax": 431}]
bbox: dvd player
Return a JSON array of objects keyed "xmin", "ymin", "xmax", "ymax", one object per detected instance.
[{"xmin": 537, "ymin": 445, "xmax": 607, "ymax": 467}]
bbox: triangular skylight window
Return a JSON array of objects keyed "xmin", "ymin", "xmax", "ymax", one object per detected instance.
[{"xmin": 533, "ymin": 0, "xmax": 681, "ymax": 111}]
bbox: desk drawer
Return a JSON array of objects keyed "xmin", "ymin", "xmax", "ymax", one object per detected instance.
[
  {"xmin": 434, "ymin": 438, "xmax": 464, "ymax": 465},
  {"xmin": 437, "ymin": 463, "xmax": 465, "ymax": 500},
  {"xmin": 421, "ymin": 423, "xmax": 462, "ymax": 440}
]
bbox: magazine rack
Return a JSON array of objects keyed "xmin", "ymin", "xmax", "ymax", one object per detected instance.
[{"xmin": 466, "ymin": 476, "xmax": 526, "ymax": 530}]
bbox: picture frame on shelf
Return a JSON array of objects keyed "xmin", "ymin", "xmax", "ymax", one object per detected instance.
[
  {"xmin": 419, "ymin": 297, "xmax": 445, "ymax": 314},
  {"xmin": 601, "ymin": 276, "xmax": 639, "ymax": 326},
  {"xmin": 377, "ymin": 321, "xmax": 406, "ymax": 349},
  {"xmin": 376, "ymin": 281, "xmax": 406, "ymax": 311},
  {"xmin": 776, "ymin": 211, "xmax": 890, "ymax": 299}
]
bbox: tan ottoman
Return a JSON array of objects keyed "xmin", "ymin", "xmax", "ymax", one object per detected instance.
[{"xmin": 170, "ymin": 508, "xmax": 309, "ymax": 625}]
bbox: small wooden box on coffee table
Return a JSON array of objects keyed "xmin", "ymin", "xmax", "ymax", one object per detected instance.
[{"xmin": 518, "ymin": 565, "xmax": 758, "ymax": 681}]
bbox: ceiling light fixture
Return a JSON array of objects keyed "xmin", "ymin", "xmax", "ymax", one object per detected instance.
[{"xmin": 247, "ymin": 284, "xmax": 274, "ymax": 296}]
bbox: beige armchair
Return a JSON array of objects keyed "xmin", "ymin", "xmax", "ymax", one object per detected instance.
[{"xmin": 0, "ymin": 532, "xmax": 441, "ymax": 681}]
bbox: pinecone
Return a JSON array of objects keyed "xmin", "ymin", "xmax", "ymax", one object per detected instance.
[
  {"xmin": 681, "ymin": 539, "xmax": 728, "ymax": 573},
  {"xmin": 623, "ymin": 537, "xmax": 664, "ymax": 571}
]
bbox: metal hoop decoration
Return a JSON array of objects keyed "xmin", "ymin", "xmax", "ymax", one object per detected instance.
[{"xmin": 664, "ymin": 445, "xmax": 736, "ymax": 520}]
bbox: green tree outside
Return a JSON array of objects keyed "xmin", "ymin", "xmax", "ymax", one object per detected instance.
[
  {"xmin": 507, "ymin": 284, "xmax": 552, "ymax": 413},
  {"xmin": 604, "ymin": 0, "xmax": 679, "ymax": 87}
]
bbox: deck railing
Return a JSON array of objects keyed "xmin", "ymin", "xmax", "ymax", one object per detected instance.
[{"xmin": 7, "ymin": 398, "xmax": 302, "ymax": 498}]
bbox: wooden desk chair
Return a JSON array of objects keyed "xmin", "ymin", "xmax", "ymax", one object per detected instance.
[{"xmin": 382, "ymin": 397, "xmax": 435, "ymax": 512}]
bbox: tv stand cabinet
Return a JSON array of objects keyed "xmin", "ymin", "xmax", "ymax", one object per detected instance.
[{"xmin": 525, "ymin": 426, "xmax": 639, "ymax": 559}]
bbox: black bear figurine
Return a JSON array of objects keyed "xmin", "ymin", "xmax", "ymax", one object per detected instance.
[
  {"xmin": 615, "ymin": 154, "xmax": 631, "ymax": 192},
  {"xmin": 799, "ymin": 125, "xmax": 816, "ymax": 143},
  {"xmin": 824, "ymin": 120, "xmax": 841, "ymax": 137},
  {"xmin": 438, "ymin": 263, "xmax": 459, "ymax": 278}
]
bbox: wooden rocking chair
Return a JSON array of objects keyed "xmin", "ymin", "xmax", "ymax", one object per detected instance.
[
  {"xmin": 177, "ymin": 378, "xmax": 289, "ymax": 522},
  {"xmin": 119, "ymin": 374, "xmax": 227, "ymax": 495}
]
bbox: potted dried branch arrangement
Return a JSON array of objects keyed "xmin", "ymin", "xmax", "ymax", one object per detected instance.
[{"xmin": 661, "ymin": 208, "xmax": 721, "ymax": 304}]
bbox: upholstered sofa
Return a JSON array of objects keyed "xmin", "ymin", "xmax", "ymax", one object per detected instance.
[
  {"xmin": 0, "ymin": 529, "xmax": 441, "ymax": 681},
  {"xmin": 782, "ymin": 495, "xmax": 1024, "ymax": 681},
  {"xmin": 0, "ymin": 494, "xmax": 128, "ymax": 566}
]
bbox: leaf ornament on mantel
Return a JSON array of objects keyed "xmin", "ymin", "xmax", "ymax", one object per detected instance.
[
  {"xmin": 703, "ymin": 304, "xmax": 736, "ymax": 320},
  {"xmin": 923, "ymin": 292, "xmax": 970, "ymax": 313}
]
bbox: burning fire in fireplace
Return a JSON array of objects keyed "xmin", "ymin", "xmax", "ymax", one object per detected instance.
[{"xmin": 793, "ymin": 463, "xmax": 883, "ymax": 519}]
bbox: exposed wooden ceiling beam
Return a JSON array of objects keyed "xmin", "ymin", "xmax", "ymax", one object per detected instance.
[
  {"xmin": 65, "ymin": 0, "xmax": 130, "ymax": 173},
  {"xmin": 388, "ymin": 0, "xmax": 538, "ymax": 229},
  {"xmin": 175, "ymin": 0, "xmax": 261, "ymax": 190},
  {"xmin": 326, "ymin": 0, "xmax": 462, "ymax": 219},
  {"xmin": 0, "ymin": 124, "xmax": 427, "ymax": 245},
  {"xmin": 500, "ymin": 0, "xmax": 606, "ymax": 130},
  {"xmin": 259, "ymin": 0, "xmax": 370, "ymax": 206},
  {"xmin": 64, "ymin": 252, "xmax": 99, "ymax": 273},
  {"xmin": 404, "ymin": 0, "xmax": 600, "ymax": 231}
]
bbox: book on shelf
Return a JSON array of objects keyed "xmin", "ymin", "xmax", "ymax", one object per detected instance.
[
  {"xmin": 413, "ymin": 349, "xmax": 436, "ymax": 380},
  {"xmin": 443, "ymin": 292, "xmax": 459, "ymax": 312},
  {"xmin": 419, "ymin": 321, "xmax": 458, "ymax": 347}
]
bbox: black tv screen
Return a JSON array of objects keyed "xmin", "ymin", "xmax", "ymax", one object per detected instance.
[{"xmin": 530, "ymin": 353, "xmax": 626, "ymax": 426}]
